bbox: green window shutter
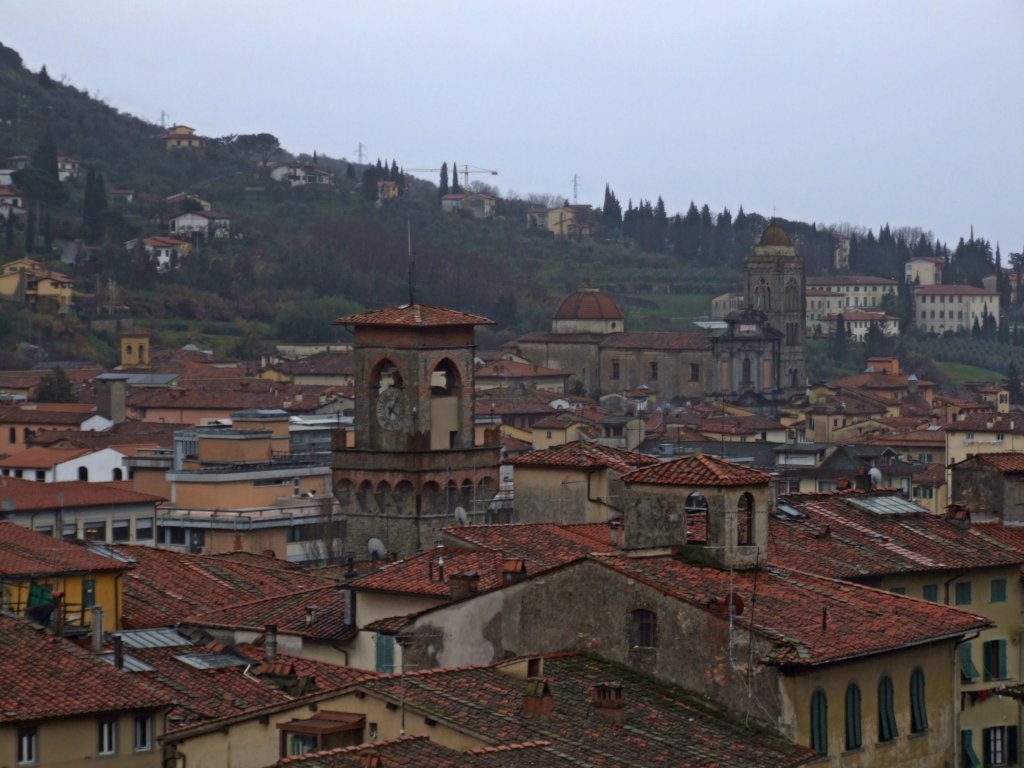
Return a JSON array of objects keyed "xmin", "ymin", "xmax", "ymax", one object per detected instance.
[
  {"xmin": 375, "ymin": 633, "xmax": 395, "ymax": 673},
  {"xmin": 922, "ymin": 584, "xmax": 938, "ymax": 602},
  {"xmin": 811, "ymin": 690, "xmax": 828, "ymax": 755},
  {"xmin": 992, "ymin": 578, "xmax": 1008, "ymax": 602},
  {"xmin": 956, "ymin": 581, "xmax": 972, "ymax": 605},
  {"xmin": 879, "ymin": 676, "xmax": 897, "ymax": 742},
  {"xmin": 984, "ymin": 727, "xmax": 992, "ymax": 767},
  {"xmin": 845, "ymin": 684, "xmax": 862, "ymax": 750},
  {"xmin": 83, "ymin": 578, "xmax": 96, "ymax": 609},
  {"xmin": 963, "ymin": 729, "xmax": 981, "ymax": 768},
  {"xmin": 983, "ymin": 641, "xmax": 994, "ymax": 681},
  {"xmin": 1000, "ymin": 640, "xmax": 1008, "ymax": 680},
  {"xmin": 911, "ymin": 669, "xmax": 928, "ymax": 733},
  {"xmin": 1008, "ymin": 725, "xmax": 1018, "ymax": 765},
  {"xmin": 961, "ymin": 642, "xmax": 980, "ymax": 681}
]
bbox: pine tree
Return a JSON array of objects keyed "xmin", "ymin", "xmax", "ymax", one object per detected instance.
[{"xmin": 438, "ymin": 163, "xmax": 449, "ymax": 197}]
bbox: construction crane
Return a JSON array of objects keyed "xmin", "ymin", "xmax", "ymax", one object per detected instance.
[{"xmin": 407, "ymin": 164, "xmax": 498, "ymax": 190}]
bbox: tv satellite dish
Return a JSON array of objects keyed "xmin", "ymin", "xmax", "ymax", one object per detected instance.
[
  {"xmin": 454, "ymin": 506, "xmax": 468, "ymax": 525},
  {"xmin": 868, "ymin": 467, "xmax": 882, "ymax": 488},
  {"xmin": 367, "ymin": 537, "xmax": 386, "ymax": 561}
]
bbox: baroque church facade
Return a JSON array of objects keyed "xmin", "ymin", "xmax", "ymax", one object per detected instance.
[{"xmin": 511, "ymin": 223, "xmax": 806, "ymax": 413}]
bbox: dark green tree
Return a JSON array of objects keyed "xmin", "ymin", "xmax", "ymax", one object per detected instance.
[
  {"xmin": 36, "ymin": 366, "xmax": 77, "ymax": 403},
  {"xmin": 14, "ymin": 130, "xmax": 68, "ymax": 209},
  {"xmin": 1007, "ymin": 360, "xmax": 1022, "ymax": 405},
  {"xmin": 674, "ymin": 202, "xmax": 701, "ymax": 260},
  {"xmin": 832, "ymin": 313, "xmax": 849, "ymax": 363},
  {"xmin": 438, "ymin": 162, "xmax": 449, "ymax": 197},
  {"xmin": 863, "ymin": 321, "xmax": 890, "ymax": 358},
  {"xmin": 361, "ymin": 166, "xmax": 379, "ymax": 202},
  {"xmin": 24, "ymin": 210, "xmax": 35, "ymax": 253},
  {"xmin": 4, "ymin": 212, "xmax": 13, "ymax": 250},
  {"xmin": 38, "ymin": 65, "xmax": 54, "ymax": 88},
  {"xmin": 345, "ymin": 163, "xmax": 356, "ymax": 179},
  {"xmin": 451, "ymin": 162, "xmax": 462, "ymax": 194},
  {"xmin": 601, "ymin": 184, "xmax": 622, "ymax": 229},
  {"xmin": 82, "ymin": 168, "xmax": 108, "ymax": 243}
]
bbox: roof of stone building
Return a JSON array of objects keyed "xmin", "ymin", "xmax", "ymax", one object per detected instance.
[
  {"xmin": 620, "ymin": 453, "xmax": 773, "ymax": 487},
  {"xmin": 354, "ymin": 652, "xmax": 814, "ymax": 768},
  {"xmin": 274, "ymin": 351, "xmax": 354, "ymax": 377},
  {"xmin": 0, "ymin": 614, "xmax": 170, "ymax": 724},
  {"xmin": 769, "ymin": 491, "xmax": 1024, "ymax": 579},
  {"xmin": 509, "ymin": 440, "xmax": 658, "ymax": 473},
  {"xmin": 959, "ymin": 452, "xmax": 1024, "ymax": 472},
  {"xmin": 335, "ymin": 303, "xmax": 493, "ymax": 328},
  {"xmin": 349, "ymin": 547, "xmax": 508, "ymax": 598},
  {"xmin": 552, "ymin": 286, "xmax": 623, "ymax": 321},
  {"xmin": 476, "ymin": 359, "xmax": 573, "ymax": 379},
  {"xmin": 0, "ymin": 521, "xmax": 133, "ymax": 576},
  {"xmin": 592, "ymin": 554, "xmax": 990, "ymax": 667},
  {"xmin": 946, "ymin": 413, "xmax": 1024, "ymax": 433},
  {"xmin": 599, "ymin": 330, "xmax": 712, "ymax": 351},
  {"xmin": 915, "ymin": 284, "xmax": 999, "ymax": 296},
  {"xmin": 183, "ymin": 586, "xmax": 353, "ymax": 640},
  {"xmin": 443, "ymin": 522, "xmax": 618, "ymax": 570},
  {"xmin": 807, "ymin": 275, "xmax": 899, "ymax": 287},
  {"xmin": 0, "ymin": 445, "xmax": 95, "ymax": 468}
]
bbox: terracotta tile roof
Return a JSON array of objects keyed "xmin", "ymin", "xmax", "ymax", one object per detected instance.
[
  {"xmin": 509, "ymin": 440, "xmax": 658, "ymax": 473},
  {"xmin": 113, "ymin": 544, "xmax": 333, "ymax": 628},
  {"xmin": 121, "ymin": 638, "xmax": 373, "ymax": 735},
  {"xmin": 913, "ymin": 462, "xmax": 947, "ymax": 485},
  {"xmin": 350, "ymin": 547, "xmax": 506, "ymax": 598},
  {"xmin": 0, "ymin": 445, "xmax": 93, "ymax": 469},
  {"xmin": 476, "ymin": 359, "xmax": 572, "ymax": 378},
  {"xmin": 807, "ymin": 275, "xmax": 899, "ymax": 286},
  {"xmin": 0, "ymin": 477, "xmax": 165, "ymax": 510},
  {"xmin": 769, "ymin": 492, "xmax": 1024, "ymax": 580},
  {"xmin": 127, "ymin": 385, "xmax": 328, "ymax": 413},
  {"xmin": 362, "ymin": 614, "xmax": 416, "ymax": 635},
  {"xmin": 823, "ymin": 310, "xmax": 900, "ymax": 322},
  {"xmin": 443, "ymin": 523, "xmax": 617, "ymax": 570},
  {"xmin": 277, "ymin": 735, "xmax": 469, "ymax": 767},
  {"xmin": 0, "ymin": 404, "xmax": 97, "ymax": 425},
  {"xmin": 947, "ymin": 413, "xmax": 1024, "ymax": 433},
  {"xmin": 0, "ymin": 521, "xmax": 131, "ymax": 576},
  {"xmin": 968, "ymin": 452, "xmax": 1024, "ymax": 472},
  {"xmin": 599, "ymin": 330, "xmax": 712, "ymax": 351},
  {"xmin": 335, "ymin": 303, "xmax": 493, "ymax": 328},
  {"xmin": 915, "ymin": 284, "xmax": 998, "ymax": 296},
  {"xmin": 357, "ymin": 652, "xmax": 813, "ymax": 767},
  {"xmin": 275, "ymin": 351, "xmax": 354, "ymax": 377},
  {"xmin": 184, "ymin": 586, "xmax": 351, "ymax": 640},
  {"xmin": 30, "ymin": 422, "xmax": 181, "ymax": 449},
  {"xmin": 593, "ymin": 555, "xmax": 990, "ymax": 667},
  {"xmin": 620, "ymin": 453, "xmax": 773, "ymax": 486},
  {"xmin": 529, "ymin": 411, "xmax": 596, "ymax": 430},
  {"xmin": 0, "ymin": 614, "xmax": 170, "ymax": 723}
]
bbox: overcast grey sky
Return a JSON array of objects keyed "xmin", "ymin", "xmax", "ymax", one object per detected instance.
[{"xmin": 5, "ymin": 2, "xmax": 1023, "ymax": 251}]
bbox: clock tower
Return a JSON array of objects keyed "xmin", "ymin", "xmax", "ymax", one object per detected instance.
[{"xmin": 332, "ymin": 303, "xmax": 502, "ymax": 558}]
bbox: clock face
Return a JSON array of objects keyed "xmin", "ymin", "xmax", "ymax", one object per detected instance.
[{"xmin": 376, "ymin": 387, "xmax": 404, "ymax": 430}]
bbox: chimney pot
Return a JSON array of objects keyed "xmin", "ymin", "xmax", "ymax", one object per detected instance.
[
  {"xmin": 113, "ymin": 635, "xmax": 124, "ymax": 670},
  {"xmin": 265, "ymin": 624, "xmax": 278, "ymax": 661},
  {"xmin": 91, "ymin": 606, "xmax": 104, "ymax": 652},
  {"xmin": 522, "ymin": 677, "xmax": 554, "ymax": 718},
  {"xmin": 592, "ymin": 682, "xmax": 625, "ymax": 726}
]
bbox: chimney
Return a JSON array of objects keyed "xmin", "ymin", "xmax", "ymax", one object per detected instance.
[
  {"xmin": 360, "ymin": 753, "xmax": 382, "ymax": 768},
  {"xmin": 502, "ymin": 558, "xmax": 527, "ymax": 587},
  {"xmin": 437, "ymin": 556, "xmax": 445, "ymax": 582},
  {"xmin": 522, "ymin": 677, "xmax": 553, "ymax": 718},
  {"xmin": 344, "ymin": 556, "xmax": 358, "ymax": 580},
  {"xmin": 305, "ymin": 606, "xmax": 317, "ymax": 627},
  {"xmin": 448, "ymin": 571, "xmax": 480, "ymax": 601},
  {"xmin": 113, "ymin": 635, "xmax": 125, "ymax": 670},
  {"xmin": 91, "ymin": 606, "xmax": 104, "ymax": 652},
  {"xmin": 265, "ymin": 624, "xmax": 278, "ymax": 661},
  {"xmin": 591, "ymin": 682, "xmax": 625, "ymax": 726}
]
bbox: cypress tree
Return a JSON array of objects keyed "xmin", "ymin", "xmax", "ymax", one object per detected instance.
[
  {"xmin": 833, "ymin": 314, "xmax": 849, "ymax": 363},
  {"xmin": 451, "ymin": 162, "xmax": 461, "ymax": 194},
  {"xmin": 1008, "ymin": 360, "xmax": 1022, "ymax": 405},
  {"xmin": 438, "ymin": 163, "xmax": 449, "ymax": 197},
  {"xmin": 4, "ymin": 212, "xmax": 13, "ymax": 250},
  {"xmin": 24, "ymin": 210, "xmax": 35, "ymax": 253}
]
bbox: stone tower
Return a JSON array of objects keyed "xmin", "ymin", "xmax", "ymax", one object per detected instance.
[
  {"xmin": 331, "ymin": 303, "xmax": 502, "ymax": 558},
  {"xmin": 744, "ymin": 224, "xmax": 806, "ymax": 396}
]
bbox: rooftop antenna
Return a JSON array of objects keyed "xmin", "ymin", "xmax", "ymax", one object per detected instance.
[
  {"xmin": 160, "ymin": 110, "xmax": 168, "ymax": 129},
  {"xmin": 407, "ymin": 218, "xmax": 416, "ymax": 306},
  {"xmin": 572, "ymin": 173, "xmax": 580, "ymax": 204}
]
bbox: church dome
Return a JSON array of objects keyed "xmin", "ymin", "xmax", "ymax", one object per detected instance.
[
  {"xmin": 758, "ymin": 224, "xmax": 792, "ymax": 247},
  {"xmin": 553, "ymin": 286, "xmax": 623, "ymax": 321}
]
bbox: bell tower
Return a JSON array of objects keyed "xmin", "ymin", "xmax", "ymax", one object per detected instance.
[
  {"xmin": 744, "ymin": 223, "xmax": 805, "ymax": 396},
  {"xmin": 332, "ymin": 304, "xmax": 502, "ymax": 558}
]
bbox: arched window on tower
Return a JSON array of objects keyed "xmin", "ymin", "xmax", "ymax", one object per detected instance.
[
  {"xmin": 785, "ymin": 278, "xmax": 800, "ymax": 311},
  {"xmin": 754, "ymin": 279, "xmax": 771, "ymax": 311},
  {"xmin": 684, "ymin": 492, "xmax": 708, "ymax": 544}
]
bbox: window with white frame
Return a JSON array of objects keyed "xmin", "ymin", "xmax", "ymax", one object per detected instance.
[
  {"xmin": 17, "ymin": 726, "xmax": 36, "ymax": 765},
  {"xmin": 98, "ymin": 718, "xmax": 117, "ymax": 756}
]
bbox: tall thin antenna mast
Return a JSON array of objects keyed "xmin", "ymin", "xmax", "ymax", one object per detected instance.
[
  {"xmin": 407, "ymin": 218, "xmax": 415, "ymax": 306},
  {"xmin": 572, "ymin": 173, "xmax": 580, "ymax": 204},
  {"xmin": 354, "ymin": 143, "xmax": 366, "ymax": 164}
]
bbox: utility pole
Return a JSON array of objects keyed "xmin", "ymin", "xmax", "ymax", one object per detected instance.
[{"xmin": 572, "ymin": 174, "xmax": 580, "ymax": 204}]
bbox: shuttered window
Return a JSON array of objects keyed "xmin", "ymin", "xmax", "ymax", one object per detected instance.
[
  {"xmin": 983, "ymin": 639, "xmax": 1008, "ymax": 682},
  {"xmin": 878, "ymin": 676, "xmax": 897, "ymax": 743},
  {"xmin": 961, "ymin": 642, "xmax": 980, "ymax": 681},
  {"xmin": 844, "ymin": 683, "xmax": 862, "ymax": 751},
  {"xmin": 963, "ymin": 730, "xmax": 981, "ymax": 768},
  {"xmin": 910, "ymin": 668, "xmax": 928, "ymax": 733},
  {"xmin": 810, "ymin": 689, "xmax": 828, "ymax": 755},
  {"xmin": 374, "ymin": 633, "xmax": 395, "ymax": 673}
]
